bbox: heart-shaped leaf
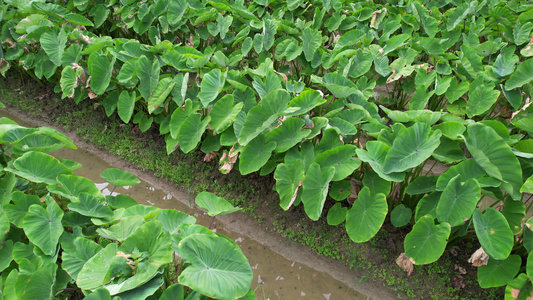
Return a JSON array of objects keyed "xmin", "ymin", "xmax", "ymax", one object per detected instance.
[
  {"xmin": 473, "ymin": 208, "xmax": 513, "ymax": 260},
  {"xmin": 100, "ymin": 168, "xmax": 140, "ymax": 187},
  {"xmin": 437, "ymin": 176, "xmax": 480, "ymax": 227},
  {"xmin": 274, "ymin": 160, "xmax": 304, "ymax": 210},
  {"xmin": 5, "ymin": 151, "xmax": 73, "ymax": 185},
  {"xmin": 345, "ymin": 187, "xmax": 387, "ymax": 243},
  {"xmin": 301, "ymin": 163, "xmax": 335, "ymax": 221},
  {"xmin": 478, "ymin": 255, "xmax": 520, "ymax": 288},
  {"xmin": 195, "ymin": 192, "xmax": 241, "ymax": 216},
  {"xmin": 404, "ymin": 215, "xmax": 451, "ymax": 265},
  {"xmin": 23, "ymin": 198, "xmax": 64, "ymax": 256}
]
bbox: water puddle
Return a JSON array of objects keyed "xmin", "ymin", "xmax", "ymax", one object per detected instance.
[{"xmin": 0, "ymin": 110, "xmax": 369, "ymax": 299}]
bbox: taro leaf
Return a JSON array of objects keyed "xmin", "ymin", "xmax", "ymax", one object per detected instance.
[
  {"xmin": 315, "ymin": 128, "xmax": 343, "ymax": 154},
  {"xmin": 383, "ymin": 123, "xmax": 441, "ymax": 174},
  {"xmin": 5, "ymin": 151, "xmax": 73, "ymax": 185},
  {"xmin": 322, "ymin": 73, "xmax": 358, "ymax": 98},
  {"xmin": 265, "ymin": 118, "xmax": 310, "ymax": 153},
  {"xmin": 11, "ymin": 134, "xmax": 64, "ymax": 155},
  {"xmin": 466, "ymin": 85, "xmax": 500, "ymax": 118},
  {"xmin": 445, "ymin": 78, "xmax": 469, "ymax": 104},
  {"xmin": 169, "ymin": 99, "xmax": 200, "ymax": 139},
  {"xmin": 208, "ymin": 95, "xmax": 243, "ymax": 134},
  {"xmin": 172, "ymin": 224, "xmax": 217, "ymax": 247},
  {"xmin": 68, "ymin": 193, "xmax": 113, "ymax": 219},
  {"xmin": 274, "ymin": 160, "xmax": 304, "ymax": 210},
  {"xmin": 137, "ymin": 56, "xmax": 160, "ymax": 101},
  {"xmin": 105, "ymin": 194, "xmax": 138, "ymax": 209},
  {"xmin": 239, "ymin": 89, "xmax": 290, "ymax": 146},
  {"xmin": 327, "ymin": 203, "xmax": 347, "ymax": 226},
  {"xmin": 436, "ymin": 176, "xmax": 480, "ymax": 227},
  {"xmin": 65, "ymin": 13, "xmax": 93, "ymax": 26},
  {"xmin": 0, "ymin": 172, "xmax": 16, "ymax": 205},
  {"xmin": 287, "ymin": 89, "xmax": 326, "ymax": 116},
  {"xmin": 447, "ymin": 3, "xmax": 472, "ymax": 31},
  {"xmin": 477, "ymin": 255, "xmax": 520, "ymax": 288},
  {"xmin": 109, "ymin": 221, "xmax": 172, "ymax": 295},
  {"xmin": 329, "ymin": 180, "xmax": 351, "ymax": 201},
  {"xmin": 501, "ymin": 197, "xmax": 526, "ymax": 234},
  {"xmin": 76, "ymin": 243, "xmax": 117, "ymax": 290},
  {"xmin": 356, "ymin": 141, "xmax": 405, "ymax": 182},
  {"xmin": 61, "ymin": 237, "xmax": 102, "ymax": 280},
  {"xmin": 473, "ymin": 208, "xmax": 513, "ymax": 260},
  {"xmin": 404, "ymin": 215, "xmax": 451, "ymax": 265},
  {"xmin": 23, "ymin": 198, "xmax": 64, "ymax": 256},
  {"xmin": 198, "ymin": 69, "xmax": 225, "ymax": 107},
  {"xmin": 178, "ymin": 114, "xmax": 211, "ymax": 153},
  {"xmin": 114, "ymin": 277, "xmax": 164, "ymax": 300},
  {"xmin": 17, "ymin": 263, "xmax": 57, "ymax": 300},
  {"xmin": 464, "ymin": 123, "xmax": 522, "ymax": 200},
  {"xmin": 195, "ymin": 191, "xmax": 241, "ymax": 217},
  {"xmin": 301, "ymin": 163, "xmax": 335, "ymax": 221},
  {"xmin": 88, "ymin": 51, "xmax": 115, "ymax": 95},
  {"xmin": 123, "ymin": 205, "xmax": 160, "ymax": 218},
  {"xmin": 505, "ymin": 273, "xmax": 532, "ymax": 300},
  {"xmin": 252, "ymin": 72, "xmax": 281, "ymax": 99},
  {"xmin": 362, "ymin": 169, "xmax": 390, "ymax": 196},
  {"xmin": 0, "ymin": 240, "xmax": 13, "ymax": 272},
  {"xmin": 117, "ymin": 90, "xmax": 136, "ymax": 123},
  {"xmin": 100, "ymin": 168, "xmax": 140, "ymax": 187},
  {"xmin": 85, "ymin": 288, "xmax": 112, "ymax": 300},
  {"xmin": 391, "ymin": 204, "xmax": 412, "ymax": 227},
  {"xmin": 168, "ymin": 0, "xmax": 188, "ymax": 25},
  {"xmin": 177, "ymin": 234, "xmax": 253, "ymax": 300},
  {"xmin": 406, "ymin": 176, "xmax": 438, "ymax": 195},
  {"xmin": 314, "ymin": 145, "xmax": 360, "ymax": 181},
  {"xmin": 160, "ymin": 283, "xmax": 184, "ymax": 300},
  {"xmin": 505, "ymin": 58, "xmax": 533, "ymax": 90},
  {"xmin": 40, "ymin": 28, "xmax": 67, "ymax": 66},
  {"xmin": 60, "ymin": 66, "xmax": 77, "ymax": 98},
  {"xmin": 3, "ymin": 191, "xmax": 41, "ymax": 228},
  {"xmin": 436, "ymin": 159, "xmax": 494, "ymax": 191},
  {"xmin": 493, "ymin": 46, "xmax": 518, "ymax": 79},
  {"xmin": 96, "ymin": 215, "xmax": 144, "ymax": 242},
  {"xmin": 156, "ymin": 209, "xmax": 196, "ymax": 235},
  {"xmin": 148, "ymin": 77, "xmax": 175, "ymax": 114},
  {"xmin": 262, "ymin": 19, "xmax": 277, "ymax": 51},
  {"xmin": 432, "ymin": 122, "xmax": 465, "ymax": 140},
  {"xmin": 239, "ymin": 134, "xmax": 276, "ymax": 175},
  {"xmin": 47, "ymin": 174, "xmax": 101, "ymax": 202},
  {"xmin": 302, "ymin": 27, "xmax": 322, "ymax": 62},
  {"xmin": 345, "ymin": 187, "xmax": 387, "ymax": 243}
]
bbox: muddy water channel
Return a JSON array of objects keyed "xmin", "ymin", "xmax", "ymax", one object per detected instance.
[{"xmin": 0, "ymin": 110, "xmax": 374, "ymax": 299}]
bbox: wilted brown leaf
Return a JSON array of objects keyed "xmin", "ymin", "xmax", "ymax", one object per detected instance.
[
  {"xmin": 203, "ymin": 152, "xmax": 217, "ymax": 162},
  {"xmin": 468, "ymin": 247, "xmax": 489, "ymax": 267},
  {"xmin": 396, "ymin": 253, "xmax": 415, "ymax": 276}
]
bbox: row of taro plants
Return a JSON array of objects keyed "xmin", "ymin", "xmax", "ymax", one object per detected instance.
[
  {"xmin": 0, "ymin": 116, "xmax": 254, "ymax": 299},
  {"xmin": 4, "ymin": 0, "xmax": 533, "ymax": 296}
]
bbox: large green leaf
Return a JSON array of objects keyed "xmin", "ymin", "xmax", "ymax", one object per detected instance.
[
  {"xmin": 466, "ymin": 85, "xmax": 500, "ymax": 118},
  {"xmin": 274, "ymin": 160, "xmax": 305, "ymax": 210},
  {"xmin": 96, "ymin": 215, "xmax": 144, "ymax": 241},
  {"xmin": 390, "ymin": 204, "xmax": 412, "ymax": 228},
  {"xmin": 137, "ymin": 56, "xmax": 160, "ymax": 101},
  {"xmin": 168, "ymin": 0, "xmax": 188, "ymax": 25},
  {"xmin": 47, "ymin": 174, "xmax": 101, "ymax": 202},
  {"xmin": 3, "ymin": 192, "xmax": 40, "ymax": 228},
  {"xmin": 478, "ymin": 255, "xmax": 520, "ymax": 288},
  {"xmin": 314, "ymin": 145, "xmax": 360, "ymax": 181},
  {"xmin": 208, "ymin": 95, "xmax": 243, "ymax": 134},
  {"xmin": 239, "ymin": 134, "xmax": 276, "ymax": 175},
  {"xmin": 178, "ymin": 114, "xmax": 211, "ymax": 153},
  {"xmin": 88, "ymin": 50, "xmax": 115, "ymax": 95},
  {"xmin": 239, "ymin": 89, "xmax": 290, "ymax": 146},
  {"xmin": 61, "ymin": 237, "xmax": 102, "ymax": 280},
  {"xmin": 473, "ymin": 208, "xmax": 513, "ymax": 260},
  {"xmin": 40, "ymin": 28, "xmax": 67, "ymax": 66},
  {"xmin": 60, "ymin": 66, "xmax": 77, "ymax": 98},
  {"xmin": 100, "ymin": 168, "xmax": 140, "ymax": 187},
  {"xmin": 198, "ymin": 69, "xmax": 225, "ymax": 107},
  {"xmin": 68, "ymin": 193, "xmax": 114, "ymax": 218},
  {"xmin": 156, "ymin": 209, "xmax": 196, "ymax": 235},
  {"xmin": 5, "ymin": 151, "xmax": 73, "ymax": 185},
  {"xmin": 177, "ymin": 234, "xmax": 253, "ymax": 300},
  {"xmin": 322, "ymin": 73, "xmax": 359, "ymax": 98},
  {"xmin": 117, "ymin": 90, "xmax": 136, "ymax": 123},
  {"xmin": 505, "ymin": 58, "xmax": 533, "ymax": 90},
  {"xmin": 23, "ymin": 198, "xmax": 64, "ymax": 256},
  {"xmin": 195, "ymin": 192, "xmax": 241, "ymax": 216},
  {"xmin": 501, "ymin": 197, "xmax": 526, "ymax": 234},
  {"xmin": 383, "ymin": 123, "xmax": 441, "ymax": 173},
  {"xmin": 436, "ymin": 176, "xmax": 480, "ymax": 227},
  {"xmin": 17, "ymin": 263, "xmax": 57, "ymax": 300},
  {"xmin": 302, "ymin": 27, "xmax": 322, "ymax": 62},
  {"xmin": 286, "ymin": 89, "xmax": 326, "ymax": 116},
  {"xmin": 356, "ymin": 141, "xmax": 405, "ymax": 182},
  {"xmin": 265, "ymin": 118, "xmax": 310, "ymax": 153},
  {"xmin": 301, "ymin": 163, "xmax": 335, "ymax": 221},
  {"xmin": 148, "ymin": 77, "xmax": 175, "ymax": 114},
  {"xmin": 109, "ymin": 221, "xmax": 172, "ymax": 295},
  {"xmin": 76, "ymin": 243, "xmax": 117, "ymax": 290},
  {"xmin": 345, "ymin": 187, "xmax": 387, "ymax": 242},
  {"xmin": 464, "ymin": 123, "xmax": 522, "ymax": 199},
  {"xmin": 404, "ymin": 216, "xmax": 451, "ymax": 265}
]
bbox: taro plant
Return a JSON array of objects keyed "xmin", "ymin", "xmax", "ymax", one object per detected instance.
[
  {"xmin": 5, "ymin": 0, "xmax": 533, "ymax": 296},
  {"xmin": 0, "ymin": 117, "xmax": 255, "ymax": 299}
]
